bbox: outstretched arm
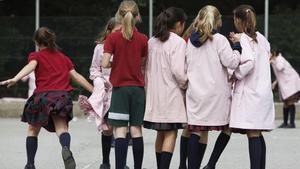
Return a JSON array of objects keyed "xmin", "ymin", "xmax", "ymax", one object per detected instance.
[
  {"xmin": 70, "ymin": 69, "xmax": 94, "ymax": 93},
  {"xmin": 0, "ymin": 60, "xmax": 37, "ymax": 88}
]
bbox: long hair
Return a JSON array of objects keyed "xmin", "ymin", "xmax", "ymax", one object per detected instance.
[
  {"xmin": 192, "ymin": 5, "xmax": 222, "ymax": 44},
  {"xmin": 97, "ymin": 17, "xmax": 120, "ymax": 43},
  {"xmin": 115, "ymin": 0, "xmax": 140, "ymax": 40},
  {"xmin": 154, "ymin": 7, "xmax": 187, "ymax": 42},
  {"xmin": 182, "ymin": 23, "xmax": 195, "ymax": 40},
  {"xmin": 33, "ymin": 27, "xmax": 58, "ymax": 51},
  {"xmin": 233, "ymin": 5, "xmax": 257, "ymax": 42}
]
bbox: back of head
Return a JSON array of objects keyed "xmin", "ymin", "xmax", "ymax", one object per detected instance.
[
  {"xmin": 192, "ymin": 5, "xmax": 222, "ymax": 44},
  {"xmin": 115, "ymin": 0, "xmax": 140, "ymax": 40},
  {"xmin": 233, "ymin": 5, "xmax": 257, "ymax": 42},
  {"xmin": 97, "ymin": 17, "xmax": 120, "ymax": 43},
  {"xmin": 154, "ymin": 7, "xmax": 187, "ymax": 42},
  {"xmin": 33, "ymin": 27, "xmax": 58, "ymax": 51}
]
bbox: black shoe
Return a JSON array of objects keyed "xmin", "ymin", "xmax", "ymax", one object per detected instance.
[
  {"xmin": 203, "ymin": 165, "xmax": 215, "ymax": 169},
  {"xmin": 124, "ymin": 166, "xmax": 129, "ymax": 169},
  {"xmin": 24, "ymin": 164, "xmax": 36, "ymax": 169},
  {"xmin": 100, "ymin": 163, "xmax": 110, "ymax": 169},
  {"xmin": 278, "ymin": 123, "xmax": 288, "ymax": 128},
  {"xmin": 287, "ymin": 123, "xmax": 296, "ymax": 128},
  {"xmin": 62, "ymin": 146, "xmax": 76, "ymax": 169}
]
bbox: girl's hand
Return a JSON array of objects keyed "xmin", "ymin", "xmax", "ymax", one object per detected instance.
[
  {"xmin": 229, "ymin": 32, "xmax": 241, "ymax": 43},
  {"xmin": 0, "ymin": 78, "xmax": 17, "ymax": 88}
]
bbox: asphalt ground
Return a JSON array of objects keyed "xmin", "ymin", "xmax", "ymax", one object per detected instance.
[{"xmin": 0, "ymin": 118, "xmax": 299, "ymax": 169}]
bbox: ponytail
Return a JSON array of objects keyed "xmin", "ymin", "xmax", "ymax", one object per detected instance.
[
  {"xmin": 115, "ymin": 0, "xmax": 139, "ymax": 40},
  {"xmin": 234, "ymin": 5, "xmax": 257, "ymax": 42},
  {"xmin": 122, "ymin": 12, "xmax": 135, "ymax": 40},
  {"xmin": 154, "ymin": 7, "xmax": 187, "ymax": 42},
  {"xmin": 154, "ymin": 11, "xmax": 170, "ymax": 42}
]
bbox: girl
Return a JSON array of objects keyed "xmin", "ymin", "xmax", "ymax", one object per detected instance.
[
  {"xmin": 270, "ymin": 48, "xmax": 300, "ymax": 128},
  {"xmin": 143, "ymin": 7, "xmax": 187, "ymax": 169},
  {"xmin": 0, "ymin": 27, "xmax": 93, "ymax": 169},
  {"xmin": 185, "ymin": 5, "xmax": 241, "ymax": 169},
  {"xmin": 101, "ymin": 1, "xmax": 148, "ymax": 169},
  {"xmin": 229, "ymin": 5, "xmax": 275, "ymax": 169},
  {"xmin": 78, "ymin": 17, "xmax": 122, "ymax": 169}
]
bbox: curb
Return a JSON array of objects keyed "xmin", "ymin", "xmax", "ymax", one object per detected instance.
[{"xmin": 0, "ymin": 98, "xmax": 299, "ymax": 119}]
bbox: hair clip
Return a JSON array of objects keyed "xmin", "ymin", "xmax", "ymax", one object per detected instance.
[{"xmin": 246, "ymin": 9, "xmax": 250, "ymax": 13}]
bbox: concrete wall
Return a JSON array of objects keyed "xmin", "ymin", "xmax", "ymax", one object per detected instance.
[{"xmin": 0, "ymin": 98, "xmax": 299, "ymax": 119}]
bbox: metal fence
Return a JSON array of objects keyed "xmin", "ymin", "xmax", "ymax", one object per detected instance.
[{"xmin": 0, "ymin": 15, "xmax": 299, "ymax": 99}]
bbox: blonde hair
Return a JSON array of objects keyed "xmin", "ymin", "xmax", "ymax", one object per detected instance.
[
  {"xmin": 97, "ymin": 17, "xmax": 120, "ymax": 43},
  {"xmin": 115, "ymin": 0, "xmax": 140, "ymax": 40},
  {"xmin": 233, "ymin": 5, "xmax": 257, "ymax": 42},
  {"xmin": 192, "ymin": 5, "xmax": 222, "ymax": 44},
  {"xmin": 182, "ymin": 23, "xmax": 195, "ymax": 40}
]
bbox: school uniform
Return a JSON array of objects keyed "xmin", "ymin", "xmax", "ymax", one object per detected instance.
[
  {"xmin": 271, "ymin": 53, "xmax": 300, "ymax": 102},
  {"xmin": 22, "ymin": 48, "xmax": 74, "ymax": 132},
  {"xmin": 104, "ymin": 29, "xmax": 148, "ymax": 127},
  {"xmin": 186, "ymin": 32, "xmax": 241, "ymax": 131},
  {"xmin": 78, "ymin": 44, "xmax": 113, "ymax": 131},
  {"xmin": 143, "ymin": 32, "xmax": 187, "ymax": 131},
  {"xmin": 230, "ymin": 32, "xmax": 275, "ymax": 131}
]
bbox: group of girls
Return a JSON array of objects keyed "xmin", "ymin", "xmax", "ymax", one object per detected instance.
[
  {"xmin": 144, "ymin": 3, "xmax": 275, "ymax": 169},
  {"xmin": 4, "ymin": 0, "xmax": 298, "ymax": 169}
]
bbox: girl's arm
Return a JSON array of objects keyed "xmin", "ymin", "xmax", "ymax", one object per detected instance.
[
  {"xmin": 233, "ymin": 36, "xmax": 255, "ymax": 80},
  {"xmin": 70, "ymin": 69, "xmax": 94, "ymax": 93},
  {"xmin": 218, "ymin": 36, "xmax": 241, "ymax": 69},
  {"xmin": 0, "ymin": 60, "xmax": 37, "ymax": 88},
  {"xmin": 170, "ymin": 41, "xmax": 188, "ymax": 89},
  {"xmin": 272, "ymin": 56, "xmax": 285, "ymax": 71},
  {"xmin": 101, "ymin": 53, "xmax": 112, "ymax": 68}
]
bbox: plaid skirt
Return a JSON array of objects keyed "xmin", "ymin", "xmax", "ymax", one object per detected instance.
[
  {"xmin": 143, "ymin": 121, "xmax": 185, "ymax": 131},
  {"xmin": 188, "ymin": 125, "xmax": 228, "ymax": 132},
  {"xmin": 284, "ymin": 91, "xmax": 300, "ymax": 105},
  {"xmin": 230, "ymin": 128, "xmax": 271, "ymax": 134},
  {"xmin": 21, "ymin": 91, "xmax": 73, "ymax": 132}
]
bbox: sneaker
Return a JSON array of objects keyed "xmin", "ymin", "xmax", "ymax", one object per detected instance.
[
  {"xmin": 287, "ymin": 123, "xmax": 296, "ymax": 128},
  {"xmin": 278, "ymin": 123, "xmax": 288, "ymax": 128},
  {"xmin": 62, "ymin": 146, "xmax": 76, "ymax": 169},
  {"xmin": 24, "ymin": 164, "xmax": 36, "ymax": 169},
  {"xmin": 100, "ymin": 163, "xmax": 110, "ymax": 169}
]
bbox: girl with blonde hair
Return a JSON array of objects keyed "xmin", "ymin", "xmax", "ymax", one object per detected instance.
[
  {"xmin": 185, "ymin": 5, "xmax": 241, "ymax": 169},
  {"xmin": 102, "ymin": 1, "xmax": 148, "ymax": 169}
]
